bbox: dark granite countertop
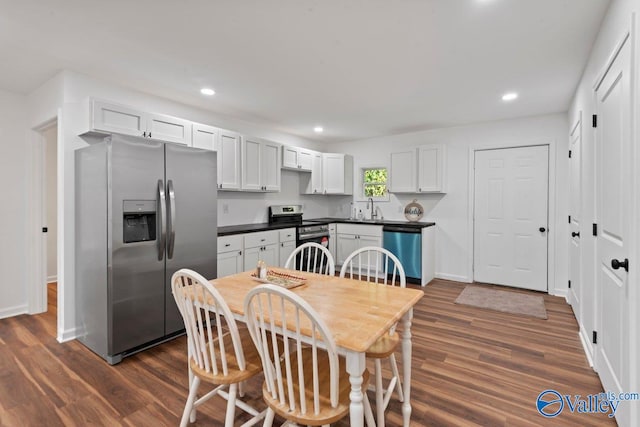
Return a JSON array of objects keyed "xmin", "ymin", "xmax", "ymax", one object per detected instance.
[
  {"xmin": 218, "ymin": 218, "xmax": 435, "ymax": 236},
  {"xmin": 304, "ymin": 217, "xmax": 436, "ymax": 228},
  {"xmin": 218, "ymin": 222, "xmax": 298, "ymax": 236}
]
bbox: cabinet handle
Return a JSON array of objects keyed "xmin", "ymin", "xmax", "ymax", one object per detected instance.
[
  {"xmin": 418, "ymin": 187, "xmax": 422, "ymax": 192},
  {"xmin": 261, "ymin": 238, "xmax": 266, "ymax": 242},
  {"xmin": 571, "ymin": 231, "xmax": 579, "ymax": 237},
  {"xmin": 143, "ymin": 131, "xmax": 147, "ymax": 137},
  {"xmin": 148, "ymin": 132, "xmax": 152, "ymax": 138},
  {"xmin": 239, "ymin": 251, "xmax": 242, "ymax": 255},
  {"xmin": 225, "ymin": 243, "xmax": 231, "ymax": 247},
  {"xmin": 298, "ymin": 164, "xmax": 301, "ymax": 169}
]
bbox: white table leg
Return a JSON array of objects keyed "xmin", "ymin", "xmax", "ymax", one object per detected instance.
[
  {"xmin": 346, "ymin": 351, "xmax": 366, "ymax": 427},
  {"xmin": 401, "ymin": 308, "xmax": 413, "ymax": 427}
]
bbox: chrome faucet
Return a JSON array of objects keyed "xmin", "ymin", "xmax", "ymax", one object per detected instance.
[{"xmin": 368, "ymin": 197, "xmax": 378, "ymax": 220}]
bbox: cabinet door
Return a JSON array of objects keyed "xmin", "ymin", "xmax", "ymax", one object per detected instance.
[
  {"xmin": 282, "ymin": 145, "xmax": 299, "ymax": 170},
  {"xmin": 217, "ymin": 250, "xmax": 243, "ymax": 278},
  {"xmin": 192, "ymin": 124, "xmax": 218, "ymax": 151},
  {"xmin": 417, "ymin": 145, "xmax": 445, "ymax": 192},
  {"xmin": 322, "ymin": 153, "xmax": 345, "ymax": 194},
  {"xmin": 262, "ymin": 244, "xmax": 279, "ymax": 267},
  {"xmin": 241, "ymin": 136, "xmax": 262, "ymax": 191},
  {"xmin": 336, "ymin": 234, "xmax": 359, "ymax": 266},
  {"xmin": 92, "ymin": 100, "xmax": 146, "ymax": 137},
  {"xmin": 261, "ymin": 140, "xmax": 281, "ymax": 192},
  {"xmin": 389, "ymin": 149, "xmax": 417, "ymax": 193},
  {"xmin": 147, "ymin": 113, "xmax": 192, "ymax": 146},
  {"xmin": 243, "ymin": 246, "xmax": 261, "ymax": 271},
  {"xmin": 279, "ymin": 240, "xmax": 296, "ymax": 267},
  {"xmin": 311, "ymin": 152, "xmax": 323, "ymax": 194},
  {"xmin": 218, "ymin": 130, "xmax": 242, "ymax": 190},
  {"xmin": 298, "ymin": 149, "xmax": 314, "ymax": 171}
]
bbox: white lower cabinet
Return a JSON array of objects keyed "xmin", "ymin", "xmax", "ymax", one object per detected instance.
[
  {"xmin": 217, "ymin": 235, "xmax": 243, "ymax": 278},
  {"xmin": 336, "ymin": 224, "xmax": 383, "ymax": 267},
  {"xmin": 278, "ymin": 228, "xmax": 296, "ymax": 267},
  {"xmin": 243, "ymin": 230, "xmax": 279, "ymax": 270}
]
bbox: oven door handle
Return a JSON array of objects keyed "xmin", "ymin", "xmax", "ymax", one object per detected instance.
[{"xmin": 298, "ymin": 232, "xmax": 330, "ymax": 240}]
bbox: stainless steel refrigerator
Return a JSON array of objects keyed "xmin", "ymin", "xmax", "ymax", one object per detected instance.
[{"xmin": 75, "ymin": 134, "xmax": 217, "ymax": 364}]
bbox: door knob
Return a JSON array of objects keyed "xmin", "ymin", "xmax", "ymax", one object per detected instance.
[
  {"xmin": 611, "ymin": 258, "xmax": 629, "ymax": 272},
  {"xmin": 539, "ymin": 227, "xmax": 546, "ymax": 232},
  {"xmin": 571, "ymin": 231, "xmax": 580, "ymax": 237}
]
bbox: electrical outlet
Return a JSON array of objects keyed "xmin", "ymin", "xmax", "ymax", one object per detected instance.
[{"xmin": 223, "ymin": 203, "xmax": 229, "ymax": 214}]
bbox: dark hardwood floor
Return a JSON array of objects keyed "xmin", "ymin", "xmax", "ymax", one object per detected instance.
[{"xmin": 0, "ymin": 280, "xmax": 614, "ymax": 426}]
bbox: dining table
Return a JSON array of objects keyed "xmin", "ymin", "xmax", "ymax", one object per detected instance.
[{"xmin": 209, "ymin": 269, "xmax": 424, "ymax": 427}]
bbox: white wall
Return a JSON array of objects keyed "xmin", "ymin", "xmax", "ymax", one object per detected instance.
[
  {"xmin": 44, "ymin": 125, "xmax": 57, "ymax": 282},
  {"xmin": 325, "ymin": 113, "xmax": 569, "ymax": 290},
  {"xmin": 568, "ymin": 1, "xmax": 640, "ymax": 425},
  {"xmin": 43, "ymin": 70, "xmax": 330, "ymax": 341},
  {"xmin": 0, "ymin": 89, "xmax": 29, "ymax": 318}
]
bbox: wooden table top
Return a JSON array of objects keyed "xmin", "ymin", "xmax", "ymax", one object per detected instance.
[{"xmin": 210, "ymin": 269, "xmax": 424, "ymax": 353}]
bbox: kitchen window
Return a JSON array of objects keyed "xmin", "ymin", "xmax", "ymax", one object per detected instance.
[{"xmin": 363, "ymin": 167, "xmax": 388, "ymax": 199}]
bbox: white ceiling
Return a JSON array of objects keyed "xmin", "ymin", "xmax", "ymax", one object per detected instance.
[{"xmin": 0, "ymin": 0, "xmax": 610, "ymax": 142}]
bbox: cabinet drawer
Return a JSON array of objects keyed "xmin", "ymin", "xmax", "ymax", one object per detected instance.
[
  {"xmin": 279, "ymin": 228, "xmax": 296, "ymax": 243},
  {"xmin": 244, "ymin": 230, "xmax": 278, "ymax": 249},
  {"xmin": 218, "ymin": 235, "xmax": 243, "ymax": 253}
]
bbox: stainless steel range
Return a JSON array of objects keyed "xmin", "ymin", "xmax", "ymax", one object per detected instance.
[{"xmin": 268, "ymin": 205, "xmax": 330, "ymax": 265}]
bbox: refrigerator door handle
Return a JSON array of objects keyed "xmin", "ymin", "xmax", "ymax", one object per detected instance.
[
  {"xmin": 167, "ymin": 179, "xmax": 176, "ymax": 259},
  {"xmin": 157, "ymin": 179, "xmax": 167, "ymax": 261}
]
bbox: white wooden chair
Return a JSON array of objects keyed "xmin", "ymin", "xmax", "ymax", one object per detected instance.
[
  {"xmin": 284, "ymin": 242, "xmax": 335, "ymax": 276},
  {"xmin": 339, "ymin": 246, "xmax": 406, "ymax": 427},
  {"xmin": 243, "ymin": 284, "xmax": 375, "ymax": 427},
  {"xmin": 171, "ymin": 269, "xmax": 266, "ymax": 427}
]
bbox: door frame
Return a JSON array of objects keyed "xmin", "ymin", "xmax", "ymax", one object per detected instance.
[
  {"xmin": 467, "ymin": 139, "xmax": 559, "ymax": 294},
  {"xmin": 27, "ymin": 116, "xmax": 59, "ymax": 316}
]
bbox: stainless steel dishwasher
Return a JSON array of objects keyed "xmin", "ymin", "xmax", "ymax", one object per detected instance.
[{"xmin": 383, "ymin": 225, "xmax": 421, "ymax": 283}]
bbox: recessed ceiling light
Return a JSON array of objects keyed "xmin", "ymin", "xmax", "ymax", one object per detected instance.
[
  {"xmin": 200, "ymin": 88, "xmax": 215, "ymax": 96},
  {"xmin": 502, "ymin": 92, "xmax": 518, "ymax": 101},
  {"xmin": 314, "ymin": 126, "xmax": 324, "ymax": 133}
]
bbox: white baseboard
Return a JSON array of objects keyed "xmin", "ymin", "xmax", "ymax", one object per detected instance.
[
  {"xmin": 0, "ymin": 304, "xmax": 29, "ymax": 320},
  {"xmin": 435, "ymin": 272, "xmax": 472, "ymax": 283},
  {"xmin": 57, "ymin": 327, "xmax": 80, "ymax": 343},
  {"xmin": 552, "ymin": 288, "xmax": 568, "ymax": 298},
  {"xmin": 579, "ymin": 329, "xmax": 595, "ymax": 369},
  {"xmin": 47, "ymin": 275, "xmax": 58, "ymax": 283}
]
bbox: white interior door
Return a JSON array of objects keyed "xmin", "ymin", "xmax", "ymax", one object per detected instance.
[
  {"xmin": 568, "ymin": 119, "xmax": 582, "ymax": 318},
  {"xmin": 595, "ymin": 35, "xmax": 631, "ymax": 427},
  {"xmin": 474, "ymin": 146, "xmax": 549, "ymax": 291}
]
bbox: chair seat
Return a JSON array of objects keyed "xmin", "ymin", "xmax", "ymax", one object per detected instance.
[
  {"xmin": 366, "ymin": 331, "xmax": 400, "ymax": 359},
  {"xmin": 190, "ymin": 327, "xmax": 263, "ymax": 385},
  {"xmin": 262, "ymin": 348, "xmax": 370, "ymax": 426}
]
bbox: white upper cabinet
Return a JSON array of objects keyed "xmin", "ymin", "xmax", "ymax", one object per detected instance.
[
  {"xmin": 389, "ymin": 149, "xmax": 417, "ymax": 193},
  {"xmin": 322, "ymin": 153, "xmax": 353, "ymax": 195},
  {"xmin": 192, "ymin": 123, "xmax": 219, "ymax": 151},
  {"xmin": 261, "ymin": 140, "xmax": 281, "ymax": 192},
  {"xmin": 417, "ymin": 144, "xmax": 446, "ymax": 192},
  {"xmin": 389, "ymin": 144, "xmax": 447, "ymax": 193},
  {"xmin": 91, "ymin": 100, "xmax": 146, "ymax": 136},
  {"xmin": 87, "ymin": 99, "xmax": 192, "ymax": 145},
  {"xmin": 301, "ymin": 153, "xmax": 353, "ymax": 195},
  {"xmin": 218, "ymin": 129, "xmax": 242, "ymax": 191},
  {"xmin": 282, "ymin": 145, "xmax": 313, "ymax": 171},
  {"xmin": 146, "ymin": 113, "xmax": 192, "ymax": 145},
  {"xmin": 241, "ymin": 136, "xmax": 281, "ymax": 192}
]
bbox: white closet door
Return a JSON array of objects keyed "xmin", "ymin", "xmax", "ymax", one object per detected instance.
[
  {"xmin": 474, "ymin": 146, "xmax": 549, "ymax": 291},
  {"xmin": 595, "ymin": 35, "xmax": 632, "ymax": 427},
  {"xmin": 568, "ymin": 118, "xmax": 583, "ymax": 323}
]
